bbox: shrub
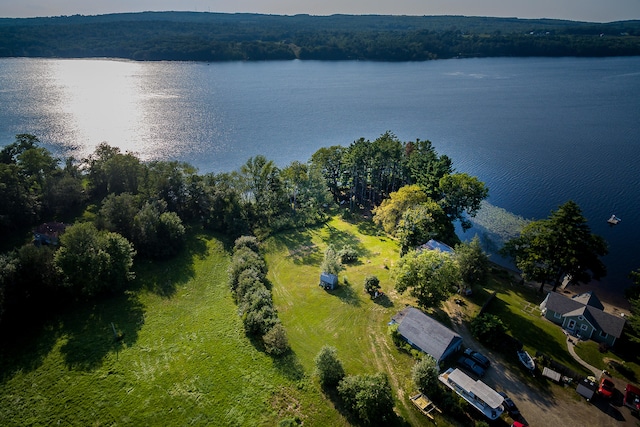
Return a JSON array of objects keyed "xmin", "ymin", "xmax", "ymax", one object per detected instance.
[
  {"xmin": 388, "ymin": 323, "xmax": 403, "ymax": 347},
  {"xmin": 470, "ymin": 313, "xmax": 508, "ymax": 349},
  {"xmin": 338, "ymin": 245, "xmax": 359, "ymax": 264},
  {"xmin": 412, "ymin": 355, "xmax": 439, "ymax": 396},
  {"xmin": 263, "ymin": 323, "xmax": 289, "ymax": 356},
  {"xmin": 314, "ymin": 345, "xmax": 345, "ymax": 388},
  {"xmin": 243, "ymin": 305, "xmax": 278, "ymax": 336},
  {"xmin": 235, "ymin": 268, "xmax": 264, "ymax": 302},
  {"xmin": 239, "ymin": 287, "xmax": 273, "ymax": 316},
  {"xmin": 227, "ymin": 247, "xmax": 266, "ymax": 293},
  {"xmin": 364, "ymin": 275, "xmax": 381, "ymax": 294},
  {"xmin": 337, "ymin": 373, "xmax": 394, "ymax": 425},
  {"xmin": 233, "ymin": 235, "xmax": 260, "ymax": 253}
]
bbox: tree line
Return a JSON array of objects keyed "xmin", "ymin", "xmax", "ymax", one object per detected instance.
[
  {"xmin": 1, "ymin": 12, "xmax": 639, "ymax": 61},
  {"xmin": 0, "ymin": 131, "xmax": 488, "ymax": 333}
]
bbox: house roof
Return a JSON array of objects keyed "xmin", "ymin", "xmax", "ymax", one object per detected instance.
[
  {"xmin": 417, "ymin": 239, "xmax": 454, "ymax": 254},
  {"xmin": 543, "ymin": 291, "xmax": 626, "ymax": 338},
  {"xmin": 571, "ymin": 291, "xmax": 604, "ymax": 310},
  {"xmin": 393, "ymin": 307, "xmax": 462, "ymax": 362}
]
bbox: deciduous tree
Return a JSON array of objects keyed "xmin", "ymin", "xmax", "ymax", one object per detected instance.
[
  {"xmin": 337, "ymin": 373, "xmax": 395, "ymax": 425},
  {"xmin": 455, "ymin": 236, "xmax": 490, "ymax": 287},
  {"xmin": 411, "ymin": 355, "xmax": 439, "ymax": 396},
  {"xmin": 394, "ymin": 249, "xmax": 460, "ymax": 309},
  {"xmin": 438, "ymin": 173, "xmax": 489, "ymax": 231},
  {"xmin": 54, "ymin": 223, "xmax": 135, "ymax": 296},
  {"xmin": 314, "ymin": 345, "xmax": 345, "ymax": 388}
]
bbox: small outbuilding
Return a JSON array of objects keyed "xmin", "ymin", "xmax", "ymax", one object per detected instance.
[{"xmin": 319, "ymin": 272, "xmax": 338, "ymax": 290}]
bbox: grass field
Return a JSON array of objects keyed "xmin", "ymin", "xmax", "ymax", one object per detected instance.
[
  {"xmin": 0, "ymin": 233, "xmax": 333, "ymax": 426},
  {"xmin": 1, "ymin": 216, "xmax": 635, "ymax": 426}
]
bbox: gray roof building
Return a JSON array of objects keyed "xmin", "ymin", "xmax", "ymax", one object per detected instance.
[
  {"xmin": 540, "ymin": 291, "xmax": 626, "ymax": 346},
  {"xmin": 392, "ymin": 307, "xmax": 462, "ymax": 363}
]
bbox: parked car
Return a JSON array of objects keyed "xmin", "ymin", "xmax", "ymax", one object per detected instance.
[
  {"xmin": 511, "ymin": 422, "xmax": 528, "ymax": 427},
  {"xmin": 498, "ymin": 391, "xmax": 520, "ymax": 417},
  {"xmin": 464, "ymin": 348, "xmax": 491, "ymax": 369},
  {"xmin": 457, "ymin": 356, "xmax": 485, "ymax": 377},
  {"xmin": 598, "ymin": 377, "xmax": 615, "ymax": 398}
]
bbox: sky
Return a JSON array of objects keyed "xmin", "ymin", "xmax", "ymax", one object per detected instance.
[{"xmin": 1, "ymin": 0, "xmax": 640, "ymax": 23}]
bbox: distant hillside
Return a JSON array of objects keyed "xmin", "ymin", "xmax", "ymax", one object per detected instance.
[{"xmin": 0, "ymin": 12, "xmax": 639, "ymax": 61}]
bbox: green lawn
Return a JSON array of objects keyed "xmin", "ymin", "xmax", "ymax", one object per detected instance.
[
  {"xmin": 0, "ymin": 233, "xmax": 333, "ymax": 426},
  {"xmin": 265, "ymin": 217, "xmax": 432, "ymax": 425},
  {"xmin": 2, "ymin": 216, "xmax": 632, "ymax": 426}
]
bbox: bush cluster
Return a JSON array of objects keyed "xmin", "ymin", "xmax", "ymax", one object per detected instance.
[
  {"xmin": 228, "ymin": 236, "xmax": 289, "ymax": 355},
  {"xmin": 314, "ymin": 346, "xmax": 395, "ymax": 425}
]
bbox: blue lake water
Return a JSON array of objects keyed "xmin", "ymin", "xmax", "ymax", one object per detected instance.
[{"xmin": 1, "ymin": 56, "xmax": 639, "ymax": 299}]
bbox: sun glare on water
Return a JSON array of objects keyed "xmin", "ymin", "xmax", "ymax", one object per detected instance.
[{"xmin": 52, "ymin": 59, "xmax": 148, "ymax": 156}]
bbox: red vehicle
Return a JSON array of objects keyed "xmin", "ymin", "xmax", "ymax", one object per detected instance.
[
  {"xmin": 624, "ymin": 384, "xmax": 640, "ymax": 411},
  {"xmin": 511, "ymin": 422, "xmax": 528, "ymax": 427},
  {"xmin": 598, "ymin": 377, "xmax": 615, "ymax": 398}
]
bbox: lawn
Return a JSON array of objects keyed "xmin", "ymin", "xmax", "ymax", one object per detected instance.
[
  {"xmin": 0, "ymin": 232, "xmax": 333, "ymax": 426},
  {"xmin": 264, "ymin": 216, "xmax": 435, "ymax": 426},
  {"xmin": 476, "ymin": 272, "xmax": 593, "ymax": 375},
  {"xmin": 2, "ymin": 215, "xmax": 623, "ymax": 426}
]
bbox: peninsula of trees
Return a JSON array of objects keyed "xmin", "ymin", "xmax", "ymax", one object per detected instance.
[{"xmin": 1, "ymin": 12, "xmax": 639, "ymax": 61}]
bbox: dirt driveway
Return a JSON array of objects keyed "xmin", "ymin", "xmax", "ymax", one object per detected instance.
[{"xmin": 444, "ymin": 301, "xmax": 639, "ymax": 427}]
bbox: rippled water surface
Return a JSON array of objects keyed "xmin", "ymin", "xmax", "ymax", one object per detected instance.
[{"xmin": 1, "ymin": 56, "xmax": 639, "ymax": 294}]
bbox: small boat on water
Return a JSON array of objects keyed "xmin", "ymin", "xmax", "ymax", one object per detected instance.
[
  {"xmin": 608, "ymin": 214, "xmax": 622, "ymax": 225},
  {"xmin": 517, "ymin": 349, "xmax": 535, "ymax": 372}
]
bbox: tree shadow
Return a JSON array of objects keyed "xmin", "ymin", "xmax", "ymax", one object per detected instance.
[
  {"xmin": 372, "ymin": 293, "xmax": 394, "ymax": 308},
  {"xmin": 272, "ymin": 349, "xmax": 306, "ymax": 382},
  {"xmin": 272, "ymin": 227, "xmax": 322, "ymax": 266},
  {"xmin": 0, "ymin": 314, "xmax": 62, "ymax": 385},
  {"xmin": 325, "ymin": 278, "xmax": 361, "ymax": 307},
  {"xmin": 59, "ymin": 291, "xmax": 145, "ymax": 371},
  {"xmin": 356, "ymin": 220, "xmax": 385, "ymax": 237},
  {"xmin": 134, "ymin": 231, "xmax": 209, "ymax": 298},
  {"xmin": 323, "ymin": 225, "xmax": 372, "ymax": 258}
]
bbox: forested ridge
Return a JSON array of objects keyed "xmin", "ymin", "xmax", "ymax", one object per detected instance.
[{"xmin": 0, "ymin": 11, "xmax": 639, "ymax": 61}]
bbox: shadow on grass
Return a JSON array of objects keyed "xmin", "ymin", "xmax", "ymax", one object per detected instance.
[
  {"xmin": 325, "ymin": 278, "xmax": 361, "ymax": 307},
  {"xmin": 134, "ymin": 231, "xmax": 209, "ymax": 298},
  {"xmin": 323, "ymin": 225, "xmax": 372, "ymax": 259},
  {"xmin": 320, "ymin": 384, "xmax": 410, "ymax": 427},
  {"xmin": 272, "ymin": 227, "xmax": 322, "ymax": 266},
  {"xmin": 60, "ymin": 291, "xmax": 145, "ymax": 371},
  {"xmin": 0, "ymin": 314, "xmax": 62, "ymax": 384},
  {"xmin": 372, "ymin": 293, "xmax": 394, "ymax": 308},
  {"xmin": 272, "ymin": 349, "xmax": 306, "ymax": 382}
]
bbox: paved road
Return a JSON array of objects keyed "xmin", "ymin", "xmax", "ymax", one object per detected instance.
[{"xmin": 445, "ymin": 301, "xmax": 638, "ymax": 427}]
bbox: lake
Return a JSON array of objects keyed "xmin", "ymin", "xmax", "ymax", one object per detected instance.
[{"xmin": 1, "ymin": 56, "xmax": 639, "ymax": 300}]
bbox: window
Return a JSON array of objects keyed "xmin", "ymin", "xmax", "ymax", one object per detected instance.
[
  {"xmin": 578, "ymin": 315, "xmax": 584, "ymax": 321},
  {"xmin": 554, "ymin": 312, "xmax": 561, "ymax": 319},
  {"xmin": 580, "ymin": 324, "xmax": 589, "ymax": 331},
  {"xmin": 599, "ymin": 330, "xmax": 608, "ymax": 338}
]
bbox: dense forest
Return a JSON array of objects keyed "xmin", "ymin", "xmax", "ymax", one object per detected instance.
[
  {"xmin": 0, "ymin": 12, "xmax": 639, "ymax": 61},
  {"xmin": 0, "ymin": 132, "xmax": 487, "ymax": 337}
]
